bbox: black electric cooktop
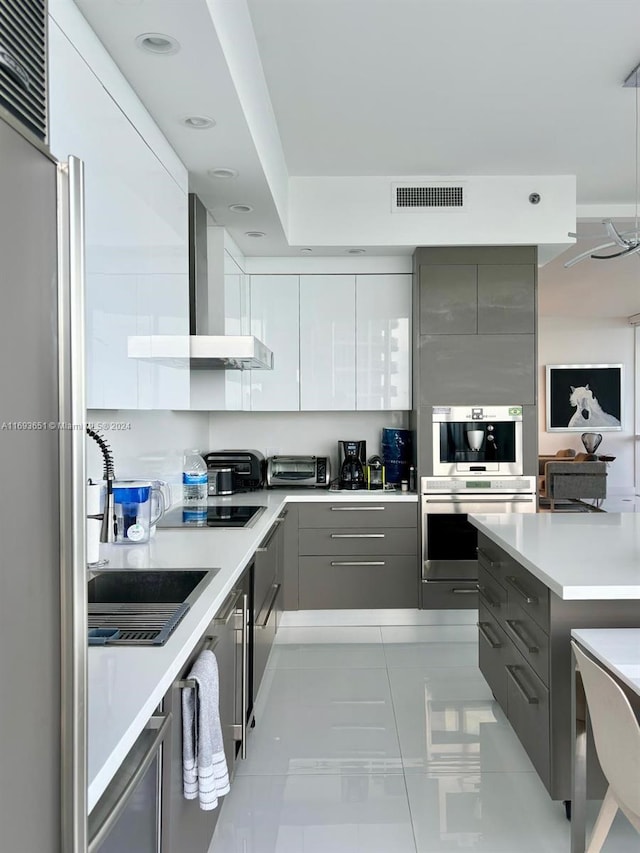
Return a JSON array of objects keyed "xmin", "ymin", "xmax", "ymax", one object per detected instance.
[{"xmin": 158, "ymin": 505, "xmax": 265, "ymax": 529}]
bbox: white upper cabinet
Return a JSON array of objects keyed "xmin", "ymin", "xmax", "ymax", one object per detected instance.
[
  {"xmin": 356, "ymin": 274, "xmax": 412, "ymax": 410},
  {"xmin": 48, "ymin": 17, "xmax": 189, "ymax": 410},
  {"xmin": 250, "ymin": 275, "xmax": 300, "ymax": 411},
  {"xmin": 299, "ymin": 275, "xmax": 356, "ymax": 411}
]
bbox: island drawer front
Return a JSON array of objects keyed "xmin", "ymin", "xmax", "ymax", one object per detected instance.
[
  {"xmin": 299, "ymin": 528, "xmax": 417, "ymax": 556},
  {"xmin": 504, "ymin": 562, "xmax": 550, "ymax": 633},
  {"xmin": 298, "ymin": 502, "xmax": 417, "ymax": 529},
  {"xmin": 421, "ymin": 580, "xmax": 478, "ymax": 609},
  {"xmin": 478, "ymin": 602, "xmax": 509, "ymax": 710},
  {"xmin": 299, "ymin": 556, "xmax": 418, "ymax": 609},
  {"xmin": 477, "ymin": 563, "xmax": 508, "ymax": 620},
  {"xmin": 506, "ymin": 653, "xmax": 550, "ymax": 789},
  {"xmin": 503, "ymin": 602, "xmax": 550, "ymax": 686},
  {"xmin": 476, "ymin": 536, "xmax": 508, "ymax": 585}
]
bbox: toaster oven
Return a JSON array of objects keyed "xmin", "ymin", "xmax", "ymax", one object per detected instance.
[{"xmin": 266, "ymin": 455, "xmax": 331, "ymax": 488}]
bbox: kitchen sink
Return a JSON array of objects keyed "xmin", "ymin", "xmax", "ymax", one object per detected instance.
[{"xmin": 87, "ymin": 569, "xmax": 218, "ymax": 646}]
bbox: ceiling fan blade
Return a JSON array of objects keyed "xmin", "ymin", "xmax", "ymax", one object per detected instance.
[{"xmin": 563, "ymin": 242, "xmax": 617, "ymax": 268}]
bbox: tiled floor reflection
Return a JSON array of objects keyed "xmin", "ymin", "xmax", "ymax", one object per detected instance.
[{"xmin": 209, "ymin": 624, "xmax": 638, "ymax": 852}]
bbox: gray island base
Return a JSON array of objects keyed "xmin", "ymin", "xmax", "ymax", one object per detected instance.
[{"xmin": 470, "ymin": 513, "xmax": 640, "ymax": 803}]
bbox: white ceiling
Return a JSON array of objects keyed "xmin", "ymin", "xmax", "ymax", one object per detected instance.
[{"xmin": 72, "ymin": 0, "xmax": 640, "ymax": 315}]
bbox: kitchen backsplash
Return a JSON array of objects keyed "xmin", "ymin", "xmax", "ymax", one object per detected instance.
[{"xmin": 208, "ymin": 410, "xmax": 410, "ymax": 473}]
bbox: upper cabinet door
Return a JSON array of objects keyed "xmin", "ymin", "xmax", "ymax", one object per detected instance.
[
  {"xmin": 250, "ymin": 275, "xmax": 300, "ymax": 411},
  {"xmin": 419, "ymin": 265, "xmax": 478, "ymax": 335},
  {"xmin": 300, "ymin": 275, "xmax": 356, "ymax": 410},
  {"xmin": 356, "ymin": 274, "xmax": 412, "ymax": 410},
  {"xmin": 49, "ymin": 19, "xmax": 189, "ymax": 410},
  {"xmin": 477, "ymin": 265, "xmax": 536, "ymax": 334}
]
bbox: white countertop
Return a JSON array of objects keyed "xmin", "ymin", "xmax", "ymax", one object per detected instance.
[
  {"xmin": 469, "ymin": 513, "xmax": 640, "ymax": 601},
  {"xmin": 571, "ymin": 628, "xmax": 640, "ymax": 696},
  {"xmin": 88, "ymin": 488, "xmax": 417, "ymax": 811}
]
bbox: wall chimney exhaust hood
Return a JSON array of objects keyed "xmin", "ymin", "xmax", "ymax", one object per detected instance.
[{"xmin": 127, "ymin": 194, "xmax": 273, "ymax": 370}]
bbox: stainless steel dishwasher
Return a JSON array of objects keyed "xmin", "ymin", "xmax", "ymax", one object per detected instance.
[{"xmin": 88, "ymin": 713, "xmax": 171, "ymax": 853}]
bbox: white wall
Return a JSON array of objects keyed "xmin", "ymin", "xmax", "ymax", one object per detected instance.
[
  {"xmin": 208, "ymin": 410, "xmax": 410, "ymax": 478},
  {"xmin": 538, "ymin": 316, "xmax": 635, "ymax": 495},
  {"xmin": 87, "ymin": 410, "xmax": 210, "ymax": 505}
]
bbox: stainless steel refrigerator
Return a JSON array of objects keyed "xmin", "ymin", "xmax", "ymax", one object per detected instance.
[{"xmin": 0, "ymin": 112, "xmax": 87, "ymax": 852}]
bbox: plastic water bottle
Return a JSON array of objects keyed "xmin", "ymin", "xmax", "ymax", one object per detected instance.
[{"xmin": 183, "ymin": 450, "xmax": 208, "ymax": 504}]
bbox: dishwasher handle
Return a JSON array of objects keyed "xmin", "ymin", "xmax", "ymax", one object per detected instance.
[{"xmin": 88, "ymin": 713, "xmax": 172, "ymax": 853}]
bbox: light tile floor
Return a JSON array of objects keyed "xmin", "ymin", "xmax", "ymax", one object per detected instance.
[{"xmin": 209, "ymin": 624, "xmax": 640, "ymax": 852}]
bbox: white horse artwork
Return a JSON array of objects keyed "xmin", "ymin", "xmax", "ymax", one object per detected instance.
[{"xmin": 568, "ymin": 385, "xmax": 621, "ymax": 428}]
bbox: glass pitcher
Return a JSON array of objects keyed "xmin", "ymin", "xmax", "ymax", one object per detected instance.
[{"xmin": 111, "ymin": 480, "xmax": 165, "ymax": 544}]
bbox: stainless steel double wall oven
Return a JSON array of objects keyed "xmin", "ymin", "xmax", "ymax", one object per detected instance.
[{"xmin": 422, "ymin": 406, "xmax": 536, "ymax": 607}]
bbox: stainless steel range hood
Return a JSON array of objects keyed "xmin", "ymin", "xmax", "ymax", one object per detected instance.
[{"xmin": 128, "ymin": 194, "xmax": 273, "ymax": 370}]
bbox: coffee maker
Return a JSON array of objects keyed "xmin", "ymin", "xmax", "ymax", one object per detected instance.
[{"xmin": 339, "ymin": 440, "xmax": 366, "ymax": 490}]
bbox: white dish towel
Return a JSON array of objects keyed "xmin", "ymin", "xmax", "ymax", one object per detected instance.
[{"xmin": 182, "ymin": 649, "xmax": 230, "ymax": 810}]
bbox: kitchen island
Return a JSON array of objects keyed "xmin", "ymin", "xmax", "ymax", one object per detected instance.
[
  {"xmin": 468, "ymin": 512, "xmax": 640, "ymax": 804},
  {"xmin": 88, "ymin": 489, "xmax": 418, "ymax": 812}
]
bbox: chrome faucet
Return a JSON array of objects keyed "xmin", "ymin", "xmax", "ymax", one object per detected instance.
[{"xmin": 86, "ymin": 427, "xmax": 116, "ymax": 543}]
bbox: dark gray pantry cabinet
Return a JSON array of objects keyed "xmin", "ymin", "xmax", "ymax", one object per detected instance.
[{"xmin": 476, "ymin": 532, "xmax": 640, "ymax": 802}]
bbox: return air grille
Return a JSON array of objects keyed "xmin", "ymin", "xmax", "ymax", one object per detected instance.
[
  {"xmin": 395, "ymin": 185, "xmax": 464, "ymax": 208},
  {"xmin": 0, "ymin": 0, "xmax": 47, "ymax": 142}
]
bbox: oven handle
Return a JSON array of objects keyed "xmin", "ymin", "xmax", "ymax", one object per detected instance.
[{"xmin": 423, "ymin": 497, "xmax": 534, "ymax": 504}]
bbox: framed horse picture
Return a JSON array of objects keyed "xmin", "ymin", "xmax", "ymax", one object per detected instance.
[{"xmin": 545, "ymin": 364, "xmax": 623, "ymax": 432}]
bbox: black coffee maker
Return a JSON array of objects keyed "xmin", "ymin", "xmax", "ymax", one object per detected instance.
[{"xmin": 339, "ymin": 440, "xmax": 366, "ymax": 489}]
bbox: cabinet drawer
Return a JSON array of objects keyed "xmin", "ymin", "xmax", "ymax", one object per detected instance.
[
  {"xmin": 506, "ymin": 653, "xmax": 550, "ymax": 789},
  {"xmin": 299, "ymin": 556, "xmax": 418, "ymax": 609},
  {"xmin": 503, "ymin": 602, "xmax": 549, "ymax": 686},
  {"xmin": 477, "ymin": 563, "xmax": 507, "ymax": 622},
  {"xmin": 476, "ymin": 535, "xmax": 508, "ymax": 585},
  {"xmin": 478, "ymin": 602, "xmax": 509, "ymax": 710},
  {"xmin": 299, "ymin": 527, "xmax": 417, "ymax": 556},
  {"xmin": 298, "ymin": 502, "xmax": 417, "ymax": 529},
  {"xmin": 504, "ymin": 563, "xmax": 549, "ymax": 633},
  {"xmin": 421, "ymin": 580, "xmax": 478, "ymax": 609}
]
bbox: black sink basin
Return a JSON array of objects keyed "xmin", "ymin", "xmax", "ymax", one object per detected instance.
[
  {"xmin": 87, "ymin": 570, "xmax": 218, "ymax": 646},
  {"xmin": 88, "ymin": 569, "xmax": 214, "ymax": 605}
]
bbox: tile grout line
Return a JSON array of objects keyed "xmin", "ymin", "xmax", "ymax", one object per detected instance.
[{"xmin": 380, "ymin": 624, "xmax": 420, "ymax": 853}]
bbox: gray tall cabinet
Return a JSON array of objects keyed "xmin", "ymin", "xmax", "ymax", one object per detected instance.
[{"xmin": 412, "ymin": 246, "xmax": 538, "ymax": 478}]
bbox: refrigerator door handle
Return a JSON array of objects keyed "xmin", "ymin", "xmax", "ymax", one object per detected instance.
[{"xmin": 58, "ymin": 155, "xmax": 88, "ymax": 853}]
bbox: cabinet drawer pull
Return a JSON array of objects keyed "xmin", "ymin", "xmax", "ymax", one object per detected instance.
[
  {"xmin": 88, "ymin": 712, "xmax": 172, "ymax": 853},
  {"xmin": 478, "ymin": 621, "xmax": 502, "ymax": 649},
  {"xmin": 255, "ymin": 547, "xmax": 268, "ymax": 553},
  {"xmin": 476, "ymin": 584, "xmax": 500, "ymax": 608},
  {"xmin": 505, "ymin": 619, "xmax": 539, "ymax": 654},
  {"xmin": 256, "ymin": 583, "xmax": 281, "ymax": 630},
  {"xmin": 330, "ymin": 533, "xmax": 385, "ymax": 539},
  {"xmin": 506, "ymin": 665, "xmax": 539, "ymax": 704},
  {"xmin": 330, "ymin": 560, "xmax": 386, "ymax": 566},
  {"xmin": 505, "ymin": 575, "xmax": 538, "ymax": 605},
  {"xmin": 451, "ymin": 587, "xmax": 477, "ymax": 594},
  {"xmin": 213, "ymin": 588, "xmax": 243, "ymax": 625},
  {"xmin": 476, "ymin": 547, "xmax": 502, "ymax": 569},
  {"xmin": 257, "ymin": 521, "xmax": 280, "ymax": 551},
  {"xmin": 330, "ymin": 506, "xmax": 385, "ymax": 511},
  {"xmin": 175, "ymin": 636, "xmax": 220, "ymax": 688}
]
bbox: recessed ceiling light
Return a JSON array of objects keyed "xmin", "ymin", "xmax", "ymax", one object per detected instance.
[
  {"xmin": 229, "ymin": 204, "xmax": 253, "ymax": 213},
  {"xmin": 135, "ymin": 33, "xmax": 180, "ymax": 54},
  {"xmin": 347, "ymin": 248, "xmax": 366, "ymax": 254},
  {"xmin": 245, "ymin": 231, "xmax": 265, "ymax": 238},
  {"xmin": 300, "ymin": 247, "xmax": 313, "ymax": 254},
  {"xmin": 182, "ymin": 115, "xmax": 216, "ymax": 130},
  {"xmin": 208, "ymin": 167, "xmax": 239, "ymax": 179}
]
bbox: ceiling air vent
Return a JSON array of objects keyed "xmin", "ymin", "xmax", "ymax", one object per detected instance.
[
  {"xmin": 391, "ymin": 182, "xmax": 466, "ymax": 213},
  {"xmin": 0, "ymin": 0, "xmax": 47, "ymax": 143}
]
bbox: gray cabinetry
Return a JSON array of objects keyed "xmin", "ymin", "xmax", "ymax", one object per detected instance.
[
  {"xmin": 419, "ymin": 265, "xmax": 477, "ymax": 334},
  {"xmin": 253, "ymin": 517, "xmax": 284, "ymax": 698},
  {"xmin": 476, "ymin": 532, "xmax": 640, "ymax": 801},
  {"xmin": 418, "ymin": 334, "xmax": 535, "ymax": 404},
  {"xmin": 296, "ymin": 501, "xmax": 419, "ymax": 610},
  {"xmin": 164, "ymin": 584, "xmax": 246, "ymax": 853},
  {"xmin": 477, "ymin": 265, "xmax": 535, "ymax": 334}
]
